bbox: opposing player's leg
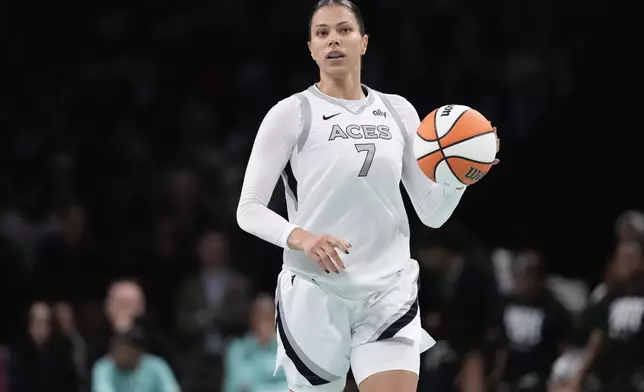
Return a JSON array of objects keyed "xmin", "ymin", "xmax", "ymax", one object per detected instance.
[
  {"xmin": 275, "ymin": 269, "xmax": 352, "ymax": 392},
  {"xmin": 350, "ymin": 260, "xmax": 434, "ymax": 392}
]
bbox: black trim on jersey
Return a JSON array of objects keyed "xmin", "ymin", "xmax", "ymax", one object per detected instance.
[
  {"xmin": 276, "ymin": 302, "xmax": 331, "ymax": 386},
  {"xmin": 376, "ymin": 299, "xmax": 419, "ymax": 341},
  {"xmin": 283, "ymin": 161, "xmax": 298, "ymax": 203}
]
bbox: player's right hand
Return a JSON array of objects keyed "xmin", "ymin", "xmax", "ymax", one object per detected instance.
[{"xmin": 287, "ymin": 228, "xmax": 351, "ymax": 273}]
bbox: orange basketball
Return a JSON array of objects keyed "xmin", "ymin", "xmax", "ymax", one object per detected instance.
[{"xmin": 414, "ymin": 104, "xmax": 497, "ymax": 187}]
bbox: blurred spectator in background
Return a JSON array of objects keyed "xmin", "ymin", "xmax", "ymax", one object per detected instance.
[
  {"xmin": 9, "ymin": 301, "xmax": 78, "ymax": 392},
  {"xmin": 105, "ymin": 280, "xmax": 146, "ymax": 334},
  {"xmin": 53, "ymin": 301, "xmax": 87, "ymax": 391},
  {"xmin": 86, "ymin": 279, "xmax": 146, "ymax": 364},
  {"xmin": 88, "ymin": 279, "xmax": 176, "ymax": 373},
  {"xmin": 614, "ymin": 211, "xmax": 644, "ymax": 243},
  {"xmin": 175, "ymin": 230, "xmax": 252, "ymax": 392},
  {"xmin": 154, "ymin": 170, "xmax": 221, "ymax": 245},
  {"xmin": 416, "ymin": 225, "xmax": 498, "ymax": 392},
  {"xmin": 572, "ymin": 240, "xmax": 644, "ymax": 392},
  {"xmin": 488, "ymin": 250, "xmax": 573, "ymax": 392},
  {"xmin": 32, "ymin": 203, "xmax": 106, "ymax": 302},
  {"xmin": 92, "ymin": 323, "xmax": 180, "ymax": 392},
  {"xmin": 0, "ymin": 200, "xmax": 61, "ymax": 274},
  {"xmin": 223, "ymin": 293, "xmax": 287, "ymax": 392},
  {"xmin": 590, "ymin": 210, "xmax": 644, "ymax": 305}
]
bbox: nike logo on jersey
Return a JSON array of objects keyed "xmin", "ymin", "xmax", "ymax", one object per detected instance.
[
  {"xmin": 322, "ymin": 113, "xmax": 341, "ymax": 120},
  {"xmin": 328, "ymin": 124, "xmax": 392, "ymax": 141}
]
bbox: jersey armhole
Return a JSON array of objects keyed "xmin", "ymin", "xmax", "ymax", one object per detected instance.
[
  {"xmin": 294, "ymin": 93, "xmax": 313, "ymax": 153},
  {"xmin": 377, "ymin": 92, "xmax": 411, "ymax": 142}
]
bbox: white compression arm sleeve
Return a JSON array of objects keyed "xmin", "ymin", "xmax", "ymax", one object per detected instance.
[{"xmin": 236, "ymin": 96, "xmax": 302, "ymax": 249}]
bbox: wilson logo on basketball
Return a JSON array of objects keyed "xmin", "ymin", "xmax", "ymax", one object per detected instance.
[
  {"xmin": 464, "ymin": 167, "xmax": 487, "ymax": 182},
  {"xmin": 440, "ymin": 105, "xmax": 454, "ymax": 117}
]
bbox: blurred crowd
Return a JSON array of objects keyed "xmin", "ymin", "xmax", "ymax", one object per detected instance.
[
  {"xmin": 415, "ymin": 210, "xmax": 644, "ymax": 392},
  {"xmin": 2, "ymin": 205, "xmax": 644, "ymax": 392},
  {"xmin": 0, "ymin": 224, "xmax": 286, "ymax": 392},
  {"xmin": 3, "ymin": 0, "xmax": 641, "ymax": 391}
]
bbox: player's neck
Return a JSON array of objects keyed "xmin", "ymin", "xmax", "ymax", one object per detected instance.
[{"xmin": 317, "ymin": 72, "xmax": 365, "ymax": 101}]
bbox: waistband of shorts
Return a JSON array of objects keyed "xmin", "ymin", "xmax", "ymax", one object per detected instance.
[{"xmin": 281, "ymin": 260, "xmax": 417, "ymax": 301}]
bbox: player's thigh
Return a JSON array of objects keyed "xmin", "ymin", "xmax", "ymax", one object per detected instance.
[
  {"xmin": 275, "ymin": 270, "xmax": 351, "ymax": 392},
  {"xmin": 349, "ymin": 261, "xmax": 430, "ymax": 388},
  {"xmin": 350, "ymin": 340, "xmax": 419, "ymax": 392}
]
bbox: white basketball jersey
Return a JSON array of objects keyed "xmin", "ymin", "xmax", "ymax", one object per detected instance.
[
  {"xmin": 280, "ymin": 85, "xmax": 417, "ymax": 298},
  {"xmin": 237, "ymin": 83, "xmax": 466, "ymax": 300}
]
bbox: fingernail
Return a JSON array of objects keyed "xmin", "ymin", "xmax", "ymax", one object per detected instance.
[
  {"xmin": 325, "ymin": 270, "xmax": 330, "ymax": 274},
  {"xmin": 345, "ymin": 250, "xmax": 349, "ymax": 254}
]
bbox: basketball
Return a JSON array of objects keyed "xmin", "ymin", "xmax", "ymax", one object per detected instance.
[{"xmin": 414, "ymin": 104, "xmax": 497, "ymax": 187}]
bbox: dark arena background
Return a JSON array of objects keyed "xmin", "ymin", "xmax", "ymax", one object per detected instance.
[{"xmin": 2, "ymin": 0, "xmax": 643, "ymax": 391}]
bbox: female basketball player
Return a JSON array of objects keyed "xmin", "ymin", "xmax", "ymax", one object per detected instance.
[{"xmin": 237, "ymin": 1, "xmax": 499, "ymax": 391}]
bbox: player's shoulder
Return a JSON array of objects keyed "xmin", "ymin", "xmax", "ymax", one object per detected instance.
[
  {"xmin": 372, "ymin": 90, "xmax": 419, "ymax": 118},
  {"xmin": 370, "ymin": 89, "xmax": 420, "ymax": 137},
  {"xmin": 375, "ymin": 91, "xmax": 413, "ymax": 108},
  {"xmin": 260, "ymin": 93, "xmax": 307, "ymax": 131},
  {"xmin": 267, "ymin": 93, "xmax": 305, "ymax": 116}
]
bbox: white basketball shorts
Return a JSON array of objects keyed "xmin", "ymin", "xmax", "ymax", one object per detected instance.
[{"xmin": 274, "ymin": 260, "xmax": 436, "ymax": 392}]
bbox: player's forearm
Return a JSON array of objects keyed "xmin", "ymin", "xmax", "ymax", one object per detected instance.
[
  {"xmin": 414, "ymin": 183, "xmax": 465, "ymax": 228},
  {"xmin": 236, "ymin": 199, "xmax": 298, "ymax": 249}
]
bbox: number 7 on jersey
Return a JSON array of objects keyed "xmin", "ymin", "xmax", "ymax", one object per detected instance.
[{"xmin": 355, "ymin": 143, "xmax": 376, "ymax": 177}]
